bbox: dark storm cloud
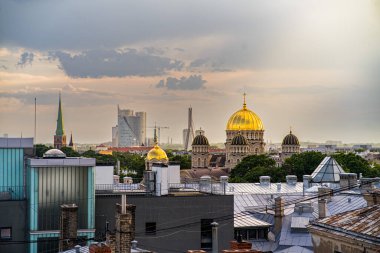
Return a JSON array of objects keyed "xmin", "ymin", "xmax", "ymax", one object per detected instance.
[
  {"xmin": 16, "ymin": 52, "xmax": 34, "ymax": 67},
  {"xmin": 48, "ymin": 49, "xmax": 184, "ymax": 78},
  {"xmin": 155, "ymin": 75, "xmax": 206, "ymax": 90}
]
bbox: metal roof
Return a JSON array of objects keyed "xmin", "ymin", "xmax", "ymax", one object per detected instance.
[
  {"xmin": 0, "ymin": 137, "xmax": 34, "ymax": 148},
  {"xmin": 310, "ymin": 204, "xmax": 380, "ymax": 241},
  {"xmin": 274, "ymin": 245, "xmax": 313, "ymax": 253},
  {"xmin": 311, "ymin": 156, "xmax": 345, "ymax": 183},
  {"xmin": 234, "ymin": 211, "xmax": 272, "ymax": 228},
  {"xmin": 229, "ymin": 182, "xmax": 304, "ymax": 195}
]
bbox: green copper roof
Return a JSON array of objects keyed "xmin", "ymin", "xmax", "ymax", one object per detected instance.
[{"xmin": 55, "ymin": 93, "xmax": 65, "ymax": 136}]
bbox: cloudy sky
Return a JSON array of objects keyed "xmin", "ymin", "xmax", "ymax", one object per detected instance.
[{"xmin": 0, "ymin": 0, "xmax": 379, "ymax": 144}]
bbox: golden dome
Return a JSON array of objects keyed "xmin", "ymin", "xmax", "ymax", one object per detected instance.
[
  {"xmin": 226, "ymin": 94, "xmax": 264, "ymax": 131},
  {"xmin": 147, "ymin": 144, "xmax": 168, "ymax": 161}
]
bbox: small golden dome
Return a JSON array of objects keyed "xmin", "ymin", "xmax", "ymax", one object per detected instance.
[
  {"xmin": 147, "ymin": 144, "xmax": 168, "ymax": 161},
  {"xmin": 226, "ymin": 94, "xmax": 264, "ymax": 131}
]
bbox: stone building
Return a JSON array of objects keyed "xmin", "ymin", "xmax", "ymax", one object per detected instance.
[
  {"xmin": 226, "ymin": 133, "xmax": 250, "ymax": 168},
  {"xmin": 225, "ymin": 94, "xmax": 265, "ymax": 169},
  {"xmin": 281, "ymin": 129, "xmax": 300, "ymax": 161},
  {"xmin": 191, "ymin": 131, "xmax": 210, "ymax": 168}
]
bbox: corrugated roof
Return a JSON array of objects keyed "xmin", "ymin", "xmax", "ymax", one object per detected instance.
[
  {"xmin": 311, "ymin": 204, "xmax": 380, "ymax": 240},
  {"xmin": 234, "ymin": 211, "xmax": 272, "ymax": 228},
  {"xmin": 311, "ymin": 156, "xmax": 345, "ymax": 183},
  {"xmin": 229, "ymin": 182, "xmax": 304, "ymax": 195}
]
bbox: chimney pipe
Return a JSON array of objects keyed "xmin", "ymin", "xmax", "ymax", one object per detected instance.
[
  {"xmin": 59, "ymin": 204, "xmax": 78, "ymax": 252},
  {"xmin": 275, "ymin": 197, "xmax": 284, "ymax": 217},
  {"xmin": 211, "ymin": 222, "xmax": 219, "ymax": 253},
  {"xmin": 115, "ymin": 203, "xmax": 136, "ymax": 253},
  {"xmin": 318, "ymin": 199, "xmax": 327, "ymax": 219}
]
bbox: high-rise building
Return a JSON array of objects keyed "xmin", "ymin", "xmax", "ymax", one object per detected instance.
[
  {"xmin": 54, "ymin": 93, "xmax": 66, "ymax": 149},
  {"xmin": 115, "ymin": 106, "xmax": 146, "ymax": 147}
]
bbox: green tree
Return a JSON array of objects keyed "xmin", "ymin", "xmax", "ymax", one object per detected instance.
[
  {"xmin": 170, "ymin": 154, "xmax": 192, "ymax": 169},
  {"xmin": 333, "ymin": 153, "xmax": 380, "ymax": 177},
  {"xmin": 229, "ymin": 155, "xmax": 283, "ymax": 183},
  {"xmin": 34, "ymin": 144, "xmax": 52, "ymax": 157},
  {"xmin": 282, "ymin": 151, "xmax": 326, "ymax": 180},
  {"xmin": 60, "ymin": 146, "xmax": 80, "ymax": 157}
]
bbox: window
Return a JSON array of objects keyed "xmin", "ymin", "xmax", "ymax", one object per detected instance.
[
  {"xmin": 145, "ymin": 222, "xmax": 156, "ymax": 235},
  {"xmin": 0, "ymin": 227, "xmax": 11, "ymax": 240},
  {"xmin": 201, "ymin": 219, "xmax": 213, "ymax": 249}
]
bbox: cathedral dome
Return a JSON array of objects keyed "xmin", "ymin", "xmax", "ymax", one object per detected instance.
[
  {"xmin": 226, "ymin": 96, "xmax": 264, "ymax": 131},
  {"xmin": 192, "ymin": 133, "xmax": 209, "ymax": 146},
  {"xmin": 282, "ymin": 131, "xmax": 300, "ymax": 146},
  {"xmin": 147, "ymin": 144, "xmax": 168, "ymax": 161},
  {"xmin": 231, "ymin": 134, "xmax": 248, "ymax": 145}
]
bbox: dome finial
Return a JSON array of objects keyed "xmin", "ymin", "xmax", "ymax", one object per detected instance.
[
  {"xmin": 243, "ymin": 93, "xmax": 247, "ymax": 109},
  {"xmin": 290, "ymin": 126, "xmax": 292, "ymax": 134}
]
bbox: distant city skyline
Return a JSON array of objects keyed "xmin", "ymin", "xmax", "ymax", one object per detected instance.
[{"xmin": 0, "ymin": 0, "xmax": 379, "ymax": 144}]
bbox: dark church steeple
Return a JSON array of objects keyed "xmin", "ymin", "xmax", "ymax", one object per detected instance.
[{"xmin": 54, "ymin": 93, "xmax": 67, "ymax": 149}]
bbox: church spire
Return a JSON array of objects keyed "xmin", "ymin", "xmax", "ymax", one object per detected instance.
[
  {"xmin": 69, "ymin": 131, "xmax": 74, "ymax": 147},
  {"xmin": 56, "ymin": 92, "xmax": 65, "ymax": 136}
]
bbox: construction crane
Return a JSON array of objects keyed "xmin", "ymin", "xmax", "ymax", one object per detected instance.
[{"xmin": 147, "ymin": 125, "xmax": 169, "ymax": 144}]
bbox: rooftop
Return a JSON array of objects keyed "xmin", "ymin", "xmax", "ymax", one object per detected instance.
[
  {"xmin": 309, "ymin": 204, "xmax": 380, "ymax": 243},
  {"xmin": 0, "ymin": 137, "xmax": 34, "ymax": 148}
]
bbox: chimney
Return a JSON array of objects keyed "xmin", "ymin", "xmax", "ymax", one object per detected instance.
[
  {"xmin": 220, "ymin": 176, "xmax": 229, "ymax": 195},
  {"xmin": 106, "ymin": 232, "xmax": 116, "ymax": 253},
  {"xmin": 274, "ymin": 196, "xmax": 284, "ymax": 217},
  {"xmin": 59, "ymin": 204, "xmax": 78, "ymax": 252},
  {"xmin": 229, "ymin": 240, "xmax": 252, "ymax": 250},
  {"xmin": 200, "ymin": 175, "xmax": 212, "ymax": 193},
  {"xmin": 286, "ymin": 175, "xmax": 297, "ymax": 185},
  {"xmin": 144, "ymin": 170, "xmax": 155, "ymax": 193},
  {"xmin": 303, "ymin": 175, "xmax": 312, "ymax": 189},
  {"xmin": 318, "ymin": 187, "xmax": 332, "ymax": 202},
  {"xmin": 339, "ymin": 173, "xmax": 357, "ymax": 190},
  {"xmin": 259, "ymin": 176, "xmax": 270, "ymax": 186},
  {"xmin": 89, "ymin": 242, "xmax": 112, "ymax": 253},
  {"xmin": 113, "ymin": 175, "xmax": 120, "ymax": 184},
  {"xmin": 363, "ymin": 190, "xmax": 380, "ymax": 206},
  {"xmin": 115, "ymin": 203, "xmax": 136, "ymax": 253},
  {"xmin": 318, "ymin": 199, "xmax": 327, "ymax": 219},
  {"xmin": 211, "ymin": 222, "xmax": 219, "ymax": 253},
  {"xmin": 123, "ymin": 177, "xmax": 133, "ymax": 184}
]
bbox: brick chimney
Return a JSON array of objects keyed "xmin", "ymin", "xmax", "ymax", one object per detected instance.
[
  {"xmin": 363, "ymin": 189, "xmax": 380, "ymax": 206},
  {"xmin": 274, "ymin": 196, "xmax": 284, "ymax": 217},
  {"xmin": 318, "ymin": 187, "xmax": 333, "ymax": 202},
  {"xmin": 106, "ymin": 232, "xmax": 116, "ymax": 253},
  {"xmin": 115, "ymin": 203, "xmax": 136, "ymax": 253},
  {"xmin": 230, "ymin": 240, "xmax": 252, "ymax": 250},
  {"xmin": 59, "ymin": 204, "xmax": 78, "ymax": 252},
  {"xmin": 89, "ymin": 242, "xmax": 112, "ymax": 253},
  {"xmin": 318, "ymin": 199, "xmax": 327, "ymax": 219}
]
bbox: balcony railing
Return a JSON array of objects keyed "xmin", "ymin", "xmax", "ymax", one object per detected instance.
[
  {"xmin": 0, "ymin": 186, "xmax": 25, "ymax": 201},
  {"xmin": 95, "ymin": 184, "xmax": 149, "ymax": 195}
]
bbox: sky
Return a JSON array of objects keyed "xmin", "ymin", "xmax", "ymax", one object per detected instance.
[{"xmin": 0, "ymin": 0, "xmax": 379, "ymax": 144}]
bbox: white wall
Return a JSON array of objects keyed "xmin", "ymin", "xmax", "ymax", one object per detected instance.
[{"xmin": 95, "ymin": 166, "xmax": 114, "ymax": 185}]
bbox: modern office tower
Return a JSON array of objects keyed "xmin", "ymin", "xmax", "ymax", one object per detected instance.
[
  {"xmin": 54, "ymin": 93, "xmax": 66, "ymax": 149},
  {"xmin": 116, "ymin": 106, "xmax": 146, "ymax": 147}
]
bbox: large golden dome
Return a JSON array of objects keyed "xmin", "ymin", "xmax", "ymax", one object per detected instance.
[
  {"xmin": 147, "ymin": 144, "xmax": 168, "ymax": 161},
  {"xmin": 226, "ymin": 95, "xmax": 264, "ymax": 131}
]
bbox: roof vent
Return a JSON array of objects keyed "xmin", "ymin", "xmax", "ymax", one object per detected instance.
[
  {"xmin": 286, "ymin": 175, "xmax": 297, "ymax": 185},
  {"xmin": 260, "ymin": 176, "xmax": 270, "ymax": 186}
]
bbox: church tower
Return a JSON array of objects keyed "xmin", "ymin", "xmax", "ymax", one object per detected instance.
[{"xmin": 54, "ymin": 93, "xmax": 67, "ymax": 149}]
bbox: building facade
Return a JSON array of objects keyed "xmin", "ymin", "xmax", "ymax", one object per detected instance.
[
  {"xmin": 26, "ymin": 149, "xmax": 96, "ymax": 253},
  {"xmin": 0, "ymin": 138, "xmax": 34, "ymax": 253},
  {"xmin": 191, "ymin": 131, "xmax": 210, "ymax": 168},
  {"xmin": 281, "ymin": 130, "xmax": 301, "ymax": 161},
  {"xmin": 115, "ymin": 106, "xmax": 146, "ymax": 147},
  {"xmin": 54, "ymin": 93, "xmax": 66, "ymax": 149}
]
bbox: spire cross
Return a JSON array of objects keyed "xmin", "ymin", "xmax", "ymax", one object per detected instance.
[
  {"xmin": 153, "ymin": 123, "xmax": 158, "ymax": 144},
  {"xmin": 243, "ymin": 93, "xmax": 247, "ymax": 109},
  {"xmin": 290, "ymin": 126, "xmax": 292, "ymax": 134}
]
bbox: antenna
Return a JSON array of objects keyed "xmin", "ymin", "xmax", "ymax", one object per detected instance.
[{"xmin": 34, "ymin": 97, "xmax": 37, "ymax": 145}]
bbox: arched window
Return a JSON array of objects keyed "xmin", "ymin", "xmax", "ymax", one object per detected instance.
[
  {"xmin": 204, "ymin": 158, "xmax": 207, "ymax": 167},
  {"xmin": 198, "ymin": 158, "xmax": 201, "ymax": 167}
]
